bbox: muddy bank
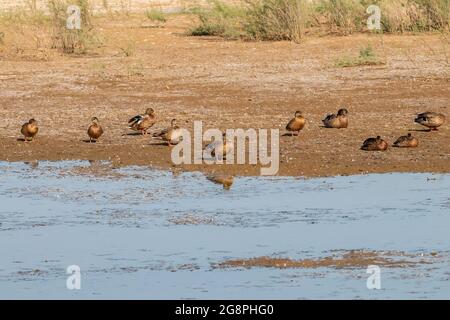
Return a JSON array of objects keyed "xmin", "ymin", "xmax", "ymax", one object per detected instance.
[
  {"xmin": 215, "ymin": 250, "xmax": 434, "ymax": 269},
  {"xmin": 1, "ymin": 134, "xmax": 449, "ymax": 177}
]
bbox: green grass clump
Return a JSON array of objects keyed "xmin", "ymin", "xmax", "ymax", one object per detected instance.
[{"xmin": 335, "ymin": 45, "xmax": 386, "ymax": 67}]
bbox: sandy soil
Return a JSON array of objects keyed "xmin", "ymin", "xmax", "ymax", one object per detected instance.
[{"xmin": 0, "ymin": 15, "xmax": 449, "ymax": 177}]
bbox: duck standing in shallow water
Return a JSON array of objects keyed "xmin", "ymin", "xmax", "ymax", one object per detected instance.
[
  {"xmin": 87, "ymin": 117, "xmax": 104, "ymax": 143},
  {"xmin": 361, "ymin": 136, "xmax": 388, "ymax": 151},
  {"xmin": 286, "ymin": 111, "xmax": 306, "ymax": 136},
  {"xmin": 393, "ymin": 133, "xmax": 418, "ymax": 148},
  {"xmin": 128, "ymin": 107, "xmax": 156, "ymax": 135},
  {"xmin": 322, "ymin": 108, "xmax": 349, "ymax": 129},
  {"xmin": 414, "ymin": 112, "xmax": 445, "ymax": 131},
  {"xmin": 153, "ymin": 119, "xmax": 182, "ymax": 146},
  {"xmin": 21, "ymin": 119, "xmax": 39, "ymax": 142}
]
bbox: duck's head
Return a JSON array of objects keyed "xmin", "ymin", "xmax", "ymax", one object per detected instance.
[
  {"xmin": 145, "ymin": 108, "xmax": 155, "ymax": 115},
  {"xmin": 171, "ymin": 119, "xmax": 177, "ymax": 127},
  {"xmin": 294, "ymin": 111, "xmax": 303, "ymax": 118},
  {"xmin": 338, "ymin": 108, "xmax": 348, "ymax": 116},
  {"xmin": 28, "ymin": 118, "xmax": 38, "ymax": 125},
  {"xmin": 376, "ymin": 135, "xmax": 381, "ymax": 140},
  {"xmin": 407, "ymin": 133, "xmax": 412, "ymax": 137},
  {"xmin": 91, "ymin": 117, "xmax": 99, "ymax": 123}
]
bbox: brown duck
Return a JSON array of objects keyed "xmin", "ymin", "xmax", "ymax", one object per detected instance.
[
  {"xmin": 128, "ymin": 107, "xmax": 156, "ymax": 135},
  {"xmin": 21, "ymin": 118, "xmax": 39, "ymax": 142},
  {"xmin": 153, "ymin": 119, "xmax": 182, "ymax": 146},
  {"xmin": 414, "ymin": 112, "xmax": 445, "ymax": 131},
  {"xmin": 286, "ymin": 111, "xmax": 306, "ymax": 136},
  {"xmin": 361, "ymin": 136, "xmax": 388, "ymax": 151},
  {"xmin": 393, "ymin": 133, "xmax": 418, "ymax": 148},
  {"xmin": 87, "ymin": 117, "xmax": 104, "ymax": 143},
  {"xmin": 322, "ymin": 108, "xmax": 349, "ymax": 129}
]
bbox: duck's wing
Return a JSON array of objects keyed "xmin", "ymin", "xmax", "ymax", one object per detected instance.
[
  {"xmin": 414, "ymin": 114, "xmax": 428, "ymax": 123},
  {"xmin": 152, "ymin": 127, "xmax": 170, "ymax": 137},
  {"xmin": 286, "ymin": 118, "xmax": 295, "ymax": 130},
  {"xmin": 322, "ymin": 114, "xmax": 337, "ymax": 126},
  {"xmin": 362, "ymin": 138, "xmax": 376, "ymax": 146},
  {"xmin": 322, "ymin": 114, "xmax": 335, "ymax": 122},
  {"xmin": 128, "ymin": 114, "xmax": 144, "ymax": 125},
  {"xmin": 21, "ymin": 123, "xmax": 27, "ymax": 134},
  {"xmin": 286, "ymin": 118, "xmax": 303, "ymax": 130},
  {"xmin": 361, "ymin": 139, "xmax": 377, "ymax": 150},
  {"xmin": 393, "ymin": 136, "xmax": 407, "ymax": 145},
  {"xmin": 415, "ymin": 112, "xmax": 438, "ymax": 122}
]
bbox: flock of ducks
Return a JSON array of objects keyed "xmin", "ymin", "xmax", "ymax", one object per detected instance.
[
  {"xmin": 20, "ymin": 109, "xmax": 446, "ymax": 154},
  {"xmin": 17, "ymin": 108, "xmax": 445, "ymax": 190},
  {"xmin": 20, "ymin": 107, "xmax": 181, "ymax": 145},
  {"xmin": 285, "ymin": 109, "xmax": 445, "ymax": 151}
]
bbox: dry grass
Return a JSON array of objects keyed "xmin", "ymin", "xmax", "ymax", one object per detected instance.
[
  {"xmin": 145, "ymin": 9, "xmax": 167, "ymax": 24},
  {"xmin": 48, "ymin": 0, "xmax": 99, "ymax": 54},
  {"xmin": 0, "ymin": 0, "xmax": 100, "ymax": 56},
  {"xmin": 188, "ymin": 0, "xmax": 450, "ymax": 40},
  {"xmin": 244, "ymin": 0, "xmax": 313, "ymax": 42}
]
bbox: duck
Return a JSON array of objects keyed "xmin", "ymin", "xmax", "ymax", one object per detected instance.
[
  {"xmin": 21, "ymin": 118, "xmax": 39, "ymax": 142},
  {"xmin": 322, "ymin": 108, "xmax": 349, "ymax": 128},
  {"xmin": 393, "ymin": 133, "xmax": 418, "ymax": 148},
  {"xmin": 87, "ymin": 117, "xmax": 104, "ymax": 143},
  {"xmin": 361, "ymin": 136, "xmax": 388, "ymax": 151},
  {"xmin": 414, "ymin": 112, "xmax": 445, "ymax": 131},
  {"xmin": 204, "ymin": 132, "xmax": 234, "ymax": 160},
  {"xmin": 128, "ymin": 107, "xmax": 156, "ymax": 135},
  {"xmin": 286, "ymin": 111, "xmax": 306, "ymax": 136},
  {"xmin": 206, "ymin": 174, "xmax": 234, "ymax": 190},
  {"xmin": 153, "ymin": 119, "xmax": 182, "ymax": 146}
]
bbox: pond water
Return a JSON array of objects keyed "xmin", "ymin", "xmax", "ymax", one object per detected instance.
[{"xmin": 0, "ymin": 161, "xmax": 449, "ymax": 299}]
